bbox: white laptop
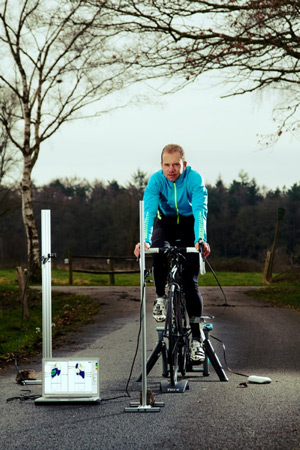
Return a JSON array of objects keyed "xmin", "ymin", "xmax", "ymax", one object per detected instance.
[{"xmin": 35, "ymin": 357, "xmax": 100, "ymax": 404}]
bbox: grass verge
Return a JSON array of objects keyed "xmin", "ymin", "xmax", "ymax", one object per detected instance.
[
  {"xmin": 51, "ymin": 269, "xmax": 267, "ymax": 287},
  {"xmin": 0, "ymin": 285, "xmax": 101, "ymax": 366},
  {"xmin": 245, "ymin": 281, "xmax": 300, "ymax": 310},
  {"xmin": 0, "ymin": 268, "xmax": 266, "ymax": 286}
]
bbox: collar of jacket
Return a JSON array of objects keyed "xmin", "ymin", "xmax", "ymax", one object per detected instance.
[{"xmin": 163, "ymin": 165, "xmax": 191, "ymax": 186}]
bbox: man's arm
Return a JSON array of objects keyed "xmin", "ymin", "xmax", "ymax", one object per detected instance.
[
  {"xmin": 189, "ymin": 171, "xmax": 208, "ymax": 244},
  {"xmin": 143, "ymin": 174, "xmax": 161, "ymax": 245}
]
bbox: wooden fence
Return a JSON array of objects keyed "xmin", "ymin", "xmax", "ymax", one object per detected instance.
[{"xmin": 66, "ymin": 249, "xmax": 140, "ymax": 285}]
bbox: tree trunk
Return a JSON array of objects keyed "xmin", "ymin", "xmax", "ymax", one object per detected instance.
[{"xmin": 20, "ymin": 154, "xmax": 41, "ymax": 279}]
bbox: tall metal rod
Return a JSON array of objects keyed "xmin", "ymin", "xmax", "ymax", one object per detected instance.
[
  {"xmin": 125, "ymin": 201, "xmax": 163, "ymax": 411},
  {"xmin": 41, "ymin": 210, "xmax": 52, "ymax": 359},
  {"xmin": 139, "ymin": 200, "xmax": 147, "ymax": 407}
]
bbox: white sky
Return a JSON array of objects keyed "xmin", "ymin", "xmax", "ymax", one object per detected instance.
[{"xmin": 33, "ymin": 79, "xmax": 300, "ymax": 192}]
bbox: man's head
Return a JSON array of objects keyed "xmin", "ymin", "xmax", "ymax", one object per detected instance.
[{"xmin": 161, "ymin": 144, "xmax": 187, "ymax": 182}]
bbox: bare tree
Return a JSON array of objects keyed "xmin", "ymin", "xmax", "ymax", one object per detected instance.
[
  {"xmin": 105, "ymin": 0, "xmax": 300, "ymax": 142},
  {"xmin": 0, "ymin": 0, "xmax": 152, "ymax": 271}
]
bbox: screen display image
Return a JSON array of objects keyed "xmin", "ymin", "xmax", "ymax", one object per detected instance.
[{"xmin": 43, "ymin": 359, "xmax": 99, "ymax": 397}]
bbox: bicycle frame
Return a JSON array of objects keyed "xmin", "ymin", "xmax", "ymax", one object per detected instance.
[
  {"xmin": 137, "ymin": 245, "xmax": 229, "ymax": 391},
  {"xmin": 147, "ymin": 246, "xmax": 197, "ymax": 388}
]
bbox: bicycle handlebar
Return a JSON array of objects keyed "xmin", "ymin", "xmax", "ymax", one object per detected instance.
[{"xmin": 146, "ymin": 246, "xmax": 199, "ymax": 254}]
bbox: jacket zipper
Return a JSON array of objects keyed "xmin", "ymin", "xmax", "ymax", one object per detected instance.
[{"xmin": 174, "ymin": 183, "xmax": 179, "ymax": 224}]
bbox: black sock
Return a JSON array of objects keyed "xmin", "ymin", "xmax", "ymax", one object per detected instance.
[{"xmin": 190, "ymin": 323, "xmax": 200, "ymax": 341}]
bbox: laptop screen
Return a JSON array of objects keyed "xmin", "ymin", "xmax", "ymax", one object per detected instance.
[{"xmin": 42, "ymin": 357, "xmax": 100, "ymax": 398}]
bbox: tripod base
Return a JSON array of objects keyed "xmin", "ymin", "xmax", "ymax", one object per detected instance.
[{"xmin": 160, "ymin": 379, "xmax": 189, "ymax": 393}]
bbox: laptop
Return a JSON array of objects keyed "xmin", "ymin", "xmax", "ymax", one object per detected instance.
[{"xmin": 35, "ymin": 357, "xmax": 101, "ymax": 404}]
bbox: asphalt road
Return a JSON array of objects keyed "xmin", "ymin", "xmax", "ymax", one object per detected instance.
[{"xmin": 1, "ymin": 286, "xmax": 300, "ymax": 450}]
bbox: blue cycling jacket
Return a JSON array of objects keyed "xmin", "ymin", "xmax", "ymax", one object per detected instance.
[{"xmin": 144, "ymin": 166, "xmax": 208, "ymax": 244}]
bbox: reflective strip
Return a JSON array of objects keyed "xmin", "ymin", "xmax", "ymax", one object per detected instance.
[
  {"xmin": 144, "ymin": 211, "xmax": 150, "ymax": 241},
  {"xmin": 198, "ymin": 211, "xmax": 204, "ymax": 239}
]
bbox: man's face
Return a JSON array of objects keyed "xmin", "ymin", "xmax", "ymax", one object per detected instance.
[{"xmin": 161, "ymin": 151, "xmax": 187, "ymax": 182}]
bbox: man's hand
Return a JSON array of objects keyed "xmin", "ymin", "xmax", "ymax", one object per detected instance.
[
  {"xmin": 134, "ymin": 242, "xmax": 150, "ymax": 258},
  {"xmin": 195, "ymin": 240, "xmax": 210, "ymax": 259}
]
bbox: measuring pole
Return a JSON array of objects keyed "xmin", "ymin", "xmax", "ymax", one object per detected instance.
[
  {"xmin": 139, "ymin": 200, "xmax": 148, "ymax": 406},
  {"xmin": 41, "ymin": 209, "xmax": 52, "ymax": 359},
  {"xmin": 125, "ymin": 201, "xmax": 163, "ymax": 412}
]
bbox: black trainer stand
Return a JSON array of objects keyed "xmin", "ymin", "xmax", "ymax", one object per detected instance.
[
  {"xmin": 186, "ymin": 322, "xmax": 228, "ymax": 382},
  {"xmin": 136, "ymin": 319, "xmax": 228, "ymax": 391},
  {"xmin": 136, "ymin": 327, "xmax": 189, "ymax": 393}
]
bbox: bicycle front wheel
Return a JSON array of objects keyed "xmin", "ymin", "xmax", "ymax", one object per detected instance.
[{"xmin": 167, "ymin": 286, "xmax": 180, "ymax": 386}]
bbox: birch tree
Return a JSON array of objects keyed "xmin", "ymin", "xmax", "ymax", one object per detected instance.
[{"xmin": 0, "ymin": 0, "xmax": 152, "ymax": 271}]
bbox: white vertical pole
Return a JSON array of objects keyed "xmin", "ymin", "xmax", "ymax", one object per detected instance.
[
  {"xmin": 41, "ymin": 210, "xmax": 52, "ymax": 359},
  {"xmin": 139, "ymin": 200, "xmax": 147, "ymax": 407},
  {"xmin": 125, "ymin": 201, "xmax": 163, "ymax": 411}
]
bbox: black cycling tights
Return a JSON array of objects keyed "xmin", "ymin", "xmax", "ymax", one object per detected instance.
[{"xmin": 151, "ymin": 213, "xmax": 203, "ymax": 333}]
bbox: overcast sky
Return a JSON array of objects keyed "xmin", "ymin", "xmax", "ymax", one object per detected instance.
[{"xmin": 33, "ymin": 78, "xmax": 299, "ymax": 192}]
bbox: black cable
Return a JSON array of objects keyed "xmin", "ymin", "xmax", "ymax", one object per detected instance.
[
  {"xmin": 101, "ymin": 275, "xmax": 147, "ymax": 402},
  {"xmin": 203, "ymin": 257, "xmax": 228, "ymax": 306},
  {"xmin": 201, "ymin": 253, "xmax": 250, "ymax": 378},
  {"xmin": 210, "ymin": 334, "xmax": 249, "ymax": 378},
  {"xmin": 6, "ymin": 393, "xmax": 41, "ymax": 402},
  {"xmin": 10, "ymin": 255, "xmax": 145, "ymax": 404}
]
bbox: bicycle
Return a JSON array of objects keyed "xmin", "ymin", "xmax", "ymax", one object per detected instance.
[
  {"xmin": 146, "ymin": 245, "xmax": 202, "ymax": 391},
  {"xmin": 136, "ymin": 243, "xmax": 228, "ymax": 392}
]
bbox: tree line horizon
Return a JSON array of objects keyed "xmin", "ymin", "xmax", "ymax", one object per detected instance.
[
  {"xmin": 1, "ymin": 169, "xmax": 299, "ymax": 269},
  {"xmin": 1, "ymin": 1, "xmax": 300, "ymax": 272}
]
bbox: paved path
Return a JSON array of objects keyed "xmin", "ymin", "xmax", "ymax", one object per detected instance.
[{"xmin": 1, "ymin": 286, "xmax": 300, "ymax": 449}]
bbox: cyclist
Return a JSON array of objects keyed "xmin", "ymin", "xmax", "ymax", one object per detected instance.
[{"xmin": 134, "ymin": 144, "xmax": 210, "ymax": 362}]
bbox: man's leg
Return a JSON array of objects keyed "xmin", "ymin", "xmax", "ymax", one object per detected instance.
[
  {"xmin": 182, "ymin": 253, "xmax": 205, "ymax": 362},
  {"xmin": 151, "ymin": 217, "xmax": 171, "ymax": 321}
]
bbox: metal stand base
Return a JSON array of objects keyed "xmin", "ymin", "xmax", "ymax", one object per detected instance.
[
  {"xmin": 160, "ymin": 379, "xmax": 189, "ymax": 393},
  {"xmin": 125, "ymin": 401, "xmax": 164, "ymax": 413},
  {"xmin": 22, "ymin": 380, "xmax": 42, "ymax": 385}
]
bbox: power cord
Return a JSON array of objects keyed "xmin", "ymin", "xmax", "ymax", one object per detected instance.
[
  {"xmin": 101, "ymin": 273, "xmax": 148, "ymax": 402},
  {"xmin": 210, "ymin": 334, "xmax": 249, "ymax": 378},
  {"xmin": 8, "ymin": 254, "xmax": 144, "ymax": 404},
  {"xmin": 201, "ymin": 255, "xmax": 252, "ymax": 379}
]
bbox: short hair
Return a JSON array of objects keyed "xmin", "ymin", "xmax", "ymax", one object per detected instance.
[{"xmin": 161, "ymin": 144, "xmax": 186, "ymax": 163}]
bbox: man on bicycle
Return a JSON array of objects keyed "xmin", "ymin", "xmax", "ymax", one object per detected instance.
[{"xmin": 134, "ymin": 144, "xmax": 210, "ymax": 362}]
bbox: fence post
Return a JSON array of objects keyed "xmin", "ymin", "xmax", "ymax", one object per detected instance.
[
  {"xmin": 68, "ymin": 248, "xmax": 73, "ymax": 285},
  {"xmin": 263, "ymin": 208, "xmax": 285, "ymax": 283},
  {"xmin": 108, "ymin": 251, "xmax": 115, "ymax": 285}
]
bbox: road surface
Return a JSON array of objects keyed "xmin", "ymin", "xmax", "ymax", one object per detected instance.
[{"xmin": 1, "ymin": 286, "xmax": 300, "ymax": 449}]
